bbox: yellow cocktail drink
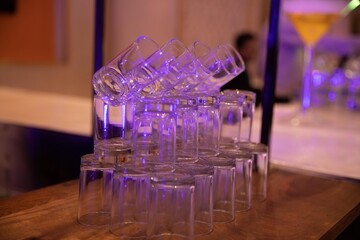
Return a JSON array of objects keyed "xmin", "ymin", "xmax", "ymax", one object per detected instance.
[
  {"xmin": 287, "ymin": 12, "xmax": 339, "ymax": 47},
  {"xmin": 283, "ymin": 0, "xmax": 344, "ymax": 113}
]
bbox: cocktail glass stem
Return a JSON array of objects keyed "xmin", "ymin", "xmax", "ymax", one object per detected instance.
[{"xmin": 301, "ymin": 45, "xmax": 314, "ymax": 112}]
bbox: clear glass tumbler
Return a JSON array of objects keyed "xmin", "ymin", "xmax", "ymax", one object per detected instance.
[
  {"xmin": 93, "ymin": 95, "xmax": 133, "ymax": 164},
  {"xmin": 154, "ymin": 38, "xmax": 198, "ymax": 96},
  {"xmin": 92, "ymin": 35, "xmax": 160, "ymax": 101},
  {"xmin": 175, "ymin": 162, "xmax": 214, "ymax": 235},
  {"xmin": 189, "ymin": 41, "xmax": 245, "ymax": 94},
  {"xmin": 222, "ymin": 89, "xmax": 256, "ymax": 142},
  {"xmin": 132, "ymin": 98, "xmax": 177, "ymax": 164},
  {"xmin": 78, "ymin": 153, "xmax": 114, "ymax": 227},
  {"xmin": 110, "ymin": 163, "xmax": 151, "ymax": 238},
  {"xmin": 208, "ymin": 43, "xmax": 245, "ymax": 92},
  {"xmin": 200, "ymin": 156, "xmax": 236, "ymax": 223},
  {"xmin": 237, "ymin": 142, "xmax": 268, "ymax": 202},
  {"xmin": 163, "ymin": 95, "xmax": 198, "ymax": 161},
  {"xmin": 128, "ymin": 39, "xmax": 184, "ymax": 97},
  {"xmin": 189, "ymin": 41, "xmax": 222, "ymax": 93},
  {"xmin": 196, "ymin": 95, "xmax": 220, "ymax": 157},
  {"xmin": 218, "ymin": 94, "xmax": 245, "ymax": 149},
  {"xmin": 147, "ymin": 172, "xmax": 195, "ymax": 239},
  {"xmin": 219, "ymin": 148, "xmax": 253, "ymax": 212}
]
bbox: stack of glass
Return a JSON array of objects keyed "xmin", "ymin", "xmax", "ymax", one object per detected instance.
[{"xmin": 78, "ymin": 36, "xmax": 269, "ymax": 239}]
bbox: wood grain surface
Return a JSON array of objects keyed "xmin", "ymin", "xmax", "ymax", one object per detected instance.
[{"xmin": 1, "ymin": 168, "xmax": 360, "ymax": 240}]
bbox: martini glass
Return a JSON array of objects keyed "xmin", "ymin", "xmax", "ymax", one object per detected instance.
[{"xmin": 283, "ymin": 0, "xmax": 349, "ymax": 125}]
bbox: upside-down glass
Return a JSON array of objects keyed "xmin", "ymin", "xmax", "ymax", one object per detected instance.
[
  {"xmin": 196, "ymin": 95, "xmax": 220, "ymax": 157},
  {"xmin": 175, "ymin": 162, "xmax": 214, "ymax": 235},
  {"xmin": 219, "ymin": 149, "xmax": 253, "ymax": 212},
  {"xmin": 93, "ymin": 95, "xmax": 133, "ymax": 163},
  {"xmin": 163, "ymin": 95, "xmax": 198, "ymax": 161},
  {"xmin": 218, "ymin": 94, "xmax": 245, "ymax": 148},
  {"xmin": 222, "ymin": 89, "xmax": 256, "ymax": 142},
  {"xmin": 110, "ymin": 163, "xmax": 151, "ymax": 238},
  {"xmin": 147, "ymin": 172, "xmax": 195, "ymax": 239},
  {"xmin": 201, "ymin": 156, "xmax": 236, "ymax": 223},
  {"xmin": 78, "ymin": 154, "xmax": 114, "ymax": 227},
  {"xmin": 132, "ymin": 98, "xmax": 177, "ymax": 164},
  {"xmin": 237, "ymin": 142, "xmax": 269, "ymax": 202},
  {"xmin": 92, "ymin": 35, "xmax": 160, "ymax": 101}
]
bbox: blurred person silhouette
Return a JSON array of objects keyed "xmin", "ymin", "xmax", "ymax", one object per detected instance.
[{"xmin": 221, "ymin": 32, "xmax": 263, "ymax": 106}]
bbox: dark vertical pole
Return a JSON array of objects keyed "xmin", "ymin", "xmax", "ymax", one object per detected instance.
[
  {"xmin": 92, "ymin": 0, "xmax": 105, "ymax": 138},
  {"xmin": 94, "ymin": 0, "xmax": 105, "ymax": 73},
  {"xmin": 260, "ymin": 0, "xmax": 281, "ymax": 149}
]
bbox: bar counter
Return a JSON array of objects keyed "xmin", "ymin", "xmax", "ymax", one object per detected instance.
[{"xmin": 1, "ymin": 167, "xmax": 360, "ymax": 239}]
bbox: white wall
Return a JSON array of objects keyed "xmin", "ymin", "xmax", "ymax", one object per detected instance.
[
  {"xmin": 104, "ymin": 0, "xmax": 179, "ymax": 61},
  {"xmin": 105, "ymin": 0, "xmax": 263, "ymax": 60},
  {"xmin": 0, "ymin": 0, "xmax": 264, "ymax": 98}
]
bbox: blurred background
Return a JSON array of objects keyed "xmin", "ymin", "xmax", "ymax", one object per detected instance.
[{"xmin": 0, "ymin": 0, "xmax": 359, "ymax": 197}]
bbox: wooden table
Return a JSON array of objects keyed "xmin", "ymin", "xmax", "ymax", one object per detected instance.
[{"xmin": 1, "ymin": 167, "xmax": 360, "ymax": 240}]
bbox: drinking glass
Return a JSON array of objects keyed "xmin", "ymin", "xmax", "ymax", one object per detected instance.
[
  {"xmin": 208, "ymin": 43, "xmax": 246, "ymax": 92},
  {"xmin": 237, "ymin": 142, "xmax": 269, "ymax": 202},
  {"xmin": 195, "ymin": 95, "xmax": 220, "ymax": 157},
  {"xmin": 219, "ymin": 149, "xmax": 253, "ymax": 212},
  {"xmin": 221, "ymin": 89, "xmax": 256, "ymax": 142},
  {"xmin": 129, "ymin": 38, "xmax": 198, "ymax": 98},
  {"xmin": 93, "ymin": 95, "xmax": 133, "ymax": 163},
  {"xmin": 132, "ymin": 98, "xmax": 177, "ymax": 164},
  {"xmin": 283, "ymin": 0, "xmax": 347, "ymax": 122},
  {"xmin": 92, "ymin": 36, "xmax": 160, "ymax": 101},
  {"xmin": 162, "ymin": 39, "xmax": 199, "ymax": 95},
  {"xmin": 189, "ymin": 41, "xmax": 245, "ymax": 93},
  {"xmin": 218, "ymin": 93, "xmax": 244, "ymax": 148},
  {"xmin": 147, "ymin": 172, "xmax": 195, "ymax": 239},
  {"xmin": 110, "ymin": 163, "xmax": 151, "ymax": 238},
  {"xmin": 200, "ymin": 156, "xmax": 236, "ymax": 223},
  {"xmin": 163, "ymin": 95, "xmax": 198, "ymax": 161},
  {"xmin": 188, "ymin": 41, "xmax": 222, "ymax": 93},
  {"xmin": 78, "ymin": 154, "xmax": 114, "ymax": 227},
  {"xmin": 175, "ymin": 162, "xmax": 214, "ymax": 235}
]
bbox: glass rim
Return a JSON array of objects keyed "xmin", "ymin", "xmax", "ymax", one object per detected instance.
[
  {"xmin": 80, "ymin": 153, "xmax": 97, "ymax": 163},
  {"xmin": 218, "ymin": 148, "xmax": 253, "ymax": 160},
  {"xmin": 116, "ymin": 162, "xmax": 175, "ymax": 174},
  {"xmin": 175, "ymin": 162, "xmax": 214, "ymax": 175},
  {"xmin": 80, "ymin": 153, "xmax": 115, "ymax": 167},
  {"xmin": 195, "ymin": 95, "xmax": 219, "ymax": 106},
  {"xmin": 161, "ymin": 95, "xmax": 198, "ymax": 107},
  {"xmin": 92, "ymin": 68, "xmax": 128, "ymax": 104},
  {"xmin": 221, "ymin": 89, "xmax": 256, "ymax": 103},
  {"xmin": 198, "ymin": 156, "xmax": 236, "ymax": 166},
  {"xmin": 151, "ymin": 172, "xmax": 195, "ymax": 185},
  {"xmin": 135, "ymin": 100, "xmax": 177, "ymax": 113},
  {"xmin": 236, "ymin": 142, "xmax": 268, "ymax": 153},
  {"xmin": 214, "ymin": 43, "xmax": 245, "ymax": 75}
]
